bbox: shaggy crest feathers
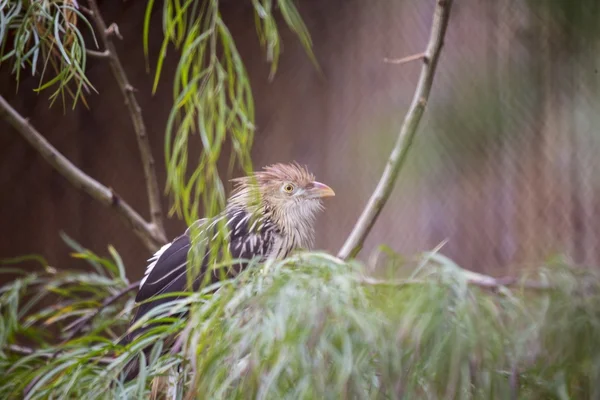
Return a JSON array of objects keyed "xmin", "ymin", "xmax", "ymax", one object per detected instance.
[
  {"xmin": 232, "ymin": 162, "xmax": 315, "ymax": 187},
  {"xmin": 255, "ymin": 162, "xmax": 316, "ymax": 186},
  {"xmin": 228, "ymin": 163, "xmax": 315, "ymax": 200}
]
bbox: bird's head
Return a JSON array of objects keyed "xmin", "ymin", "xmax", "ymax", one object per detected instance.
[{"xmin": 228, "ymin": 162, "xmax": 335, "ymax": 245}]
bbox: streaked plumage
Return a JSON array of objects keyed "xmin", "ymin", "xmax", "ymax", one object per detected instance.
[{"xmin": 120, "ymin": 162, "xmax": 334, "ymax": 381}]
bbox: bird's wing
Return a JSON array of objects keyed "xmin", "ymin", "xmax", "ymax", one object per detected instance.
[
  {"xmin": 129, "ymin": 233, "xmax": 193, "ymax": 328},
  {"xmin": 120, "ymin": 227, "xmax": 199, "ymax": 378},
  {"xmin": 130, "ymin": 219, "xmax": 215, "ymax": 327},
  {"xmin": 136, "ymin": 218, "xmax": 213, "ymax": 303},
  {"xmin": 130, "ymin": 211, "xmax": 276, "ymax": 327},
  {"xmin": 135, "ymin": 233, "xmax": 193, "ymax": 303}
]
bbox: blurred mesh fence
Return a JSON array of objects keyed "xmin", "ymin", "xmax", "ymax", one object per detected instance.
[
  {"xmin": 411, "ymin": 104, "xmax": 600, "ymax": 275},
  {"xmin": 335, "ymin": 0, "xmax": 600, "ymax": 277},
  {"xmin": 374, "ymin": 0, "xmax": 600, "ymax": 276}
]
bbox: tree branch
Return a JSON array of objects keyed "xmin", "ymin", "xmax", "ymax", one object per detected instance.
[
  {"xmin": 7, "ymin": 344, "xmax": 37, "ymax": 356},
  {"xmin": 63, "ymin": 281, "xmax": 140, "ymax": 341},
  {"xmin": 357, "ymin": 274, "xmax": 554, "ymax": 292},
  {"xmin": 0, "ymin": 95, "xmax": 165, "ymax": 252},
  {"xmin": 383, "ymin": 52, "xmax": 426, "ymax": 65},
  {"xmin": 85, "ymin": 49, "xmax": 109, "ymax": 58},
  {"xmin": 86, "ymin": 0, "xmax": 166, "ymax": 238},
  {"xmin": 338, "ymin": 0, "xmax": 454, "ymax": 260}
]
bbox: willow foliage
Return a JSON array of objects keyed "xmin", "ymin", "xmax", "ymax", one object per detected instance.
[
  {"xmin": 1, "ymin": 240, "xmax": 600, "ymax": 399},
  {"xmin": 145, "ymin": 0, "xmax": 316, "ymax": 225},
  {"xmin": 1, "ymin": 0, "xmax": 315, "ymax": 226},
  {"xmin": 0, "ymin": 0, "xmax": 97, "ymax": 108}
]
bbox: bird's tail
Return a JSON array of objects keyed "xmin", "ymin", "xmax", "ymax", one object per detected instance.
[
  {"xmin": 117, "ymin": 336, "xmax": 181, "ymax": 400},
  {"xmin": 116, "ymin": 327, "xmax": 178, "ymax": 383},
  {"xmin": 115, "ymin": 331, "xmax": 146, "ymax": 382},
  {"xmin": 121, "ymin": 349, "xmax": 151, "ymax": 383}
]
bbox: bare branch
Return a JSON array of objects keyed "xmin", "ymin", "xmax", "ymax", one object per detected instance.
[
  {"xmin": 338, "ymin": 0, "xmax": 454, "ymax": 260},
  {"xmin": 357, "ymin": 274, "xmax": 554, "ymax": 291},
  {"xmin": 7, "ymin": 344, "xmax": 37, "ymax": 356},
  {"xmin": 79, "ymin": 5, "xmax": 93, "ymax": 16},
  {"xmin": 85, "ymin": 49, "xmax": 109, "ymax": 58},
  {"xmin": 86, "ymin": 0, "xmax": 166, "ymax": 237},
  {"xmin": 63, "ymin": 281, "xmax": 140, "ymax": 341},
  {"xmin": 383, "ymin": 52, "xmax": 426, "ymax": 65},
  {"xmin": 0, "ymin": 95, "xmax": 166, "ymax": 252}
]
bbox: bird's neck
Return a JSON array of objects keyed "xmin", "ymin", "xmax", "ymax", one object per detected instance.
[
  {"xmin": 268, "ymin": 202, "xmax": 317, "ymax": 251},
  {"xmin": 223, "ymin": 201, "xmax": 316, "ymax": 256}
]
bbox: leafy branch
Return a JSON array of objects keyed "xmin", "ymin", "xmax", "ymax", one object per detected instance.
[
  {"xmin": 2, "ymin": 0, "xmax": 317, "ymax": 252},
  {"xmin": 338, "ymin": 0, "xmax": 455, "ymax": 260},
  {"xmin": 1, "ymin": 0, "xmax": 170, "ymax": 251},
  {"xmin": 0, "ymin": 0, "xmax": 97, "ymax": 108},
  {"xmin": 147, "ymin": 0, "xmax": 316, "ymax": 226}
]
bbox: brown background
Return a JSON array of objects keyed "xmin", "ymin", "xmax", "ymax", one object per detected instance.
[{"xmin": 2, "ymin": 0, "xmax": 600, "ymax": 283}]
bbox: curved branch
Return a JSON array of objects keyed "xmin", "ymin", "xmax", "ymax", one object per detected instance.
[
  {"xmin": 63, "ymin": 281, "xmax": 140, "ymax": 341},
  {"xmin": 86, "ymin": 0, "xmax": 166, "ymax": 238},
  {"xmin": 0, "ymin": 95, "xmax": 166, "ymax": 252},
  {"xmin": 358, "ymin": 275, "xmax": 554, "ymax": 292},
  {"xmin": 338, "ymin": 0, "xmax": 454, "ymax": 260}
]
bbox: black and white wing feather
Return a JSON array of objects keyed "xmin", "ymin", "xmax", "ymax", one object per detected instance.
[
  {"xmin": 126, "ymin": 209, "xmax": 280, "ymax": 335},
  {"xmin": 131, "ymin": 232, "xmax": 194, "ymax": 326}
]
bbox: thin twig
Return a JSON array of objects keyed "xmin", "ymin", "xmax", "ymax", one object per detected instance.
[
  {"xmin": 63, "ymin": 281, "xmax": 140, "ymax": 341},
  {"xmin": 7, "ymin": 344, "xmax": 36, "ymax": 356},
  {"xmin": 87, "ymin": 0, "xmax": 166, "ymax": 239},
  {"xmin": 85, "ymin": 49, "xmax": 109, "ymax": 58},
  {"xmin": 79, "ymin": 5, "xmax": 93, "ymax": 16},
  {"xmin": 338, "ymin": 0, "xmax": 454, "ymax": 260},
  {"xmin": 509, "ymin": 364, "xmax": 520, "ymax": 400},
  {"xmin": 357, "ymin": 275, "xmax": 554, "ymax": 291},
  {"xmin": 169, "ymin": 323, "xmax": 192, "ymax": 356},
  {"xmin": 0, "ymin": 95, "xmax": 165, "ymax": 252},
  {"xmin": 383, "ymin": 52, "xmax": 426, "ymax": 65}
]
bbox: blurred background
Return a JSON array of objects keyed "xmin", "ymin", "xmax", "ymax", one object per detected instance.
[{"xmin": 2, "ymin": 0, "xmax": 600, "ymax": 282}]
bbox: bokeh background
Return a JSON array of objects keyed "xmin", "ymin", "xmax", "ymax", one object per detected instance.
[{"xmin": 2, "ymin": 0, "xmax": 600, "ymax": 282}]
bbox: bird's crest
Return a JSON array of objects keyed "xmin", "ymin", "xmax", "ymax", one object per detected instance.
[{"xmin": 230, "ymin": 162, "xmax": 315, "ymax": 193}]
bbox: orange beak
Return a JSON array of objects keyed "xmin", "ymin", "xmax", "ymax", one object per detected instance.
[{"xmin": 309, "ymin": 181, "xmax": 335, "ymax": 198}]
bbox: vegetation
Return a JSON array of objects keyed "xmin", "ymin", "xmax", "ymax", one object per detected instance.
[
  {"xmin": 1, "ymin": 0, "xmax": 599, "ymax": 399},
  {"xmin": 2, "ymin": 240, "xmax": 600, "ymax": 399}
]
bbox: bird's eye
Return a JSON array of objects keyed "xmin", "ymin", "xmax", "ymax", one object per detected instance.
[{"xmin": 283, "ymin": 183, "xmax": 295, "ymax": 193}]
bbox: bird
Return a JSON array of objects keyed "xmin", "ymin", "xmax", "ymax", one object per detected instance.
[{"xmin": 119, "ymin": 162, "xmax": 335, "ymax": 383}]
